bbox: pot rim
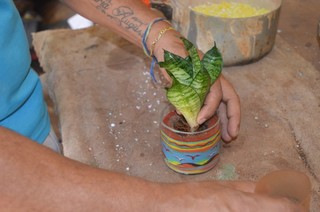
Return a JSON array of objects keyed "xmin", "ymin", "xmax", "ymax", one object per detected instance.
[{"xmin": 161, "ymin": 104, "xmax": 220, "ymax": 135}]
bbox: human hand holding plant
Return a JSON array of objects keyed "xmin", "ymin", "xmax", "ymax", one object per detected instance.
[
  {"xmin": 201, "ymin": 75, "xmax": 240, "ymax": 142},
  {"xmin": 157, "ymin": 37, "xmax": 240, "ymax": 141},
  {"xmin": 159, "ymin": 37, "xmax": 223, "ymax": 132},
  {"xmin": 148, "ymin": 22, "xmax": 240, "ymax": 142}
]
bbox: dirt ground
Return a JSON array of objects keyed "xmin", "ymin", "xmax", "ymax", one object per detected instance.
[
  {"xmin": 278, "ymin": 0, "xmax": 320, "ymax": 71},
  {"xmin": 33, "ymin": 0, "xmax": 320, "ymax": 211}
]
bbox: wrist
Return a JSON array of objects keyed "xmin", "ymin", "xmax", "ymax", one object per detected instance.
[
  {"xmin": 142, "ymin": 18, "xmax": 185, "ymax": 61},
  {"xmin": 142, "ymin": 18, "xmax": 171, "ymax": 58},
  {"xmin": 152, "ymin": 29, "xmax": 185, "ymax": 62},
  {"xmin": 145, "ymin": 20, "xmax": 172, "ymax": 52}
]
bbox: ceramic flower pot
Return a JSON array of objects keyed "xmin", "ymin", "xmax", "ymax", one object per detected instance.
[{"xmin": 160, "ymin": 105, "xmax": 221, "ymax": 175}]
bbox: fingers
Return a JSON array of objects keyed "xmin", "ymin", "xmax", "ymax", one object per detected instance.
[
  {"xmin": 217, "ymin": 103, "xmax": 232, "ymax": 142},
  {"xmin": 197, "ymin": 75, "xmax": 240, "ymax": 143},
  {"xmin": 254, "ymin": 195, "xmax": 305, "ymax": 212},
  {"xmin": 219, "ymin": 75, "xmax": 241, "ymax": 142},
  {"xmin": 197, "ymin": 77, "xmax": 222, "ymax": 125},
  {"xmin": 208, "ymin": 181, "xmax": 303, "ymax": 212}
]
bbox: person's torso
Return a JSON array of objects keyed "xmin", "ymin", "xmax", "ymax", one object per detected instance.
[{"xmin": 0, "ymin": 0, "xmax": 50, "ymax": 143}]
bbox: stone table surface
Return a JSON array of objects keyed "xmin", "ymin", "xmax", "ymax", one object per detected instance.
[{"xmin": 33, "ymin": 26, "xmax": 320, "ymax": 211}]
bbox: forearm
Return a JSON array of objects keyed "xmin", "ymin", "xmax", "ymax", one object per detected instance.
[
  {"xmin": 0, "ymin": 127, "xmax": 301, "ymax": 211},
  {"xmin": 0, "ymin": 127, "xmax": 232, "ymax": 211},
  {"xmin": 62, "ymin": 0, "xmax": 168, "ymax": 48},
  {"xmin": 0, "ymin": 126, "xmax": 161, "ymax": 211}
]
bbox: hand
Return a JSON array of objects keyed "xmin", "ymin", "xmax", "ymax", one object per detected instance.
[
  {"xmin": 158, "ymin": 181, "xmax": 303, "ymax": 212},
  {"xmin": 152, "ymin": 25, "xmax": 240, "ymax": 143},
  {"xmin": 197, "ymin": 75, "xmax": 240, "ymax": 143}
]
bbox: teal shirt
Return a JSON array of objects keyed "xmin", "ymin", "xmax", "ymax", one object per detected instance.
[{"xmin": 0, "ymin": 0, "xmax": 50, "ymax": 143}]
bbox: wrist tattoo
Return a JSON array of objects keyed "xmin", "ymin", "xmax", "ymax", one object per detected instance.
[
  {"xmin": 93, "ymin": 0, "xmax": 147, "ymax": 37},
  {"xmin": 94, "ymin": 0, "xmax": 111, "ymax": 13}
]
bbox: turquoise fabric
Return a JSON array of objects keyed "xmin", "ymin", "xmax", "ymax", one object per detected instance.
[{"xmin": 0, "ymin": 0, "xmax": 50, "ymax": 143}]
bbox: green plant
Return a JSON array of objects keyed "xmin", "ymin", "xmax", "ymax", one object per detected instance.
[{"xmin": 159, "ymin": 37, "xmax": 223, "ymax": 132}]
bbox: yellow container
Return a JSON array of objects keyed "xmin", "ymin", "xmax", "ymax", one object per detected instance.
[{"xmin": 171, "ymin": 0, "xmax": 283, "ymax": 66}]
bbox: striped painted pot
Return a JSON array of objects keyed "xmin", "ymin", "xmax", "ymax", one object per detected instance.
[{"xmin": 161, "ymin": 109, "xmax": 221, "ymax": 175}]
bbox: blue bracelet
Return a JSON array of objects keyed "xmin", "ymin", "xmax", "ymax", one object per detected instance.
[
  {"xmin": 141, "ymin": 17, "xmax": 168, "ymax": 57},
  {"xmin": 141, "ymin": 17, "xmax": 171, "ymax": 82}
]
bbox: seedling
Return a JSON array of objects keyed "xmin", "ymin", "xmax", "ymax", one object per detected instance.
[{"xmin": 159, "ymin": 37, "xmax": 223, "ymax": 131}]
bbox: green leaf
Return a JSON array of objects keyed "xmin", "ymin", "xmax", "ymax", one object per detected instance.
[
  {"xmin": 166, "ymin": 82, "xmax": 201, "ymax": 130},
  {"xmin": 192, "ymin": 70, "xmax": 211, "ymax": 104},
  {"xmin": 181, "ymin": 37, "xmax": 202, "ymax": 77},
  {"xmin": 202, "ymin": 42, "xmax": 223, "ymax": 84},
  {"xmin": 160, "ymin": 38, "xmax": 223, "ymax": 131},
  {"xmin": 159, "ymin": 50, "xmax": 193, "ymax": 85}
]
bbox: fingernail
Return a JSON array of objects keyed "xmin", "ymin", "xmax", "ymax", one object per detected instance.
[
  {"xmin": 235, "ymin": 126, "xmax": 240, "ymax": 135},
  {"xmin": 198, "ymin": 118, "xmax": 206, "ymax": 125}
]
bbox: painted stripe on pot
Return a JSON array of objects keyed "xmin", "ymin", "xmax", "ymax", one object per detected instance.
[
  {"xmin": 161, "ymin": 122, "xmax": 220, "ymax": 142},
  {"xmin": 164, "ymin": 154, "xmax": 220, "ymax": 175},
  {"xmin": 161, "ymin": 141, "xmax": 221, "ymax": 165},
  {"xmin": 161, "ymin": 130, "xmax": 220, "ymax": 148},
  {"xmin": 161, "ymin": 130, "xmax": 221, "ymax": 152}
]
